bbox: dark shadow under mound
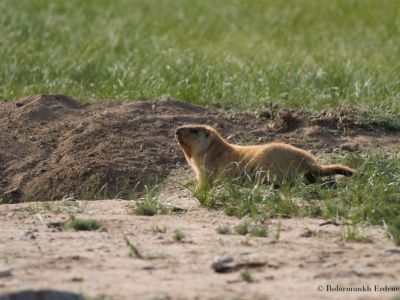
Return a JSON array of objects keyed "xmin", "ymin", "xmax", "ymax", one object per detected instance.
[
  {"xmin": 0, "ymin": 95, "xmax": 398, "ymax": 202},
  {"xmin": 0, "ymin": 289, "xmax": 83, "ymax": 300}
]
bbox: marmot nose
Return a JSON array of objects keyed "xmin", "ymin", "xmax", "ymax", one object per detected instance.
[{"xmin": 175, "ymin": 128, "xmax": 182, "ymax": 136}]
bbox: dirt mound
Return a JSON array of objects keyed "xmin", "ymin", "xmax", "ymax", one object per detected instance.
[{"xmin": 0, "ymin": 95, "xmax": 399, "ymax": 203}]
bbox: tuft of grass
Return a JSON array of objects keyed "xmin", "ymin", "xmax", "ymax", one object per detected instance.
[
  {"xmin": 151, "ymin": 224, "xmax": 167, "ymax": 234},
  {"xmin": 356, "ymin": 111, "xmax": 400, "ymax": 131},
  {"xmin": 240, "ymin": 269, "xmax": 253, "ymax": 283},
  {"xmin": 216, "ymin": 225, "xmax": 231, "ymax": 235},
  {"xmin": 124, "ymin": 237, "xmax": 167, "ymax": 260},
  {"xmin": 133, "ymin": 200, "xmax": 158, "ymax": 216},
  {"xmin": 190, "ymin": 172, "xmax": 222, "ymax": 209},
  {"xmin": 80, "ymin": 181, "xmax": 111, "ymax": 200},
  {"xmin": 192, "ymin": 151, "xmax": 400, "ymax": 244},
  {"xmin": 67, "ymin": 217, "xmax": 101, "ymax": 231},
  {"xmin": 341, "ymin": 226, "xmax": 372, "ymax": 243},
  {"xmin": 234, "ymin": 220, "xmax": 250, "ymax": 236},
  {"xmin": 250, "ymin": 225, "xmax": 268, "ymax": 238},
  {"xmin": 131, "ymin": 185, "xmax": 167, "ymax": 216},
  {"xmin": 217, "ymin": 222, "xmax": 267, "ymax": 237},
  {"xmin": 274, "ymin": 220, "xmax": 282, "ymax": 241},
  {"xmin": 172, "ymin": 229, "xmax": 185, "ymax": 242}
]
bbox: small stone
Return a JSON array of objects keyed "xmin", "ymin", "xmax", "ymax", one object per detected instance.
[
  {"xmin": 143, "ymin": 294, "xmax": 170, "ymax": 300},
  {"xmin": 300, "ymin": 228, "xmax": 315, "ymax": 238},
  {"xmin": 71, "ymin": 277, "xmax": 83, "ymax": 282},
  {"xmin": 0, "ymin": 268, "xmax": 12, "ymax": 278},
  {"xmin": 385, "ymin": 248, "xmax": 400, "ymax": 254},
  {"xmin": 323, "ymin": 262, "xmax": 337, "ymax": 268},
  {"xmin": 22, "ymin": 229, "xmax": 39, "ymax": 240},
  {"xmin": 211, "ymin": 254, "xmax": 234, "ymax": 272}
]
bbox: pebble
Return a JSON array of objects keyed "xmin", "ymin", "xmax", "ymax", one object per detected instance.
[
  {"xmin": 211, "ymin": 254, "xmax": 234, "ymax": 272},
  {"xmin": 0, "ymin": 268, "xmax": 12, "ymax": 278},
  {"xmin": 385, "ymin": 248, "xmax": 400, "ymax": 254}
]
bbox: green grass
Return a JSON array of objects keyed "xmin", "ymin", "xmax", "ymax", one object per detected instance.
[
  {"xmin": 193, "ymin": 151, "xmax": 400, "ymax": 244},
  {"xmin": 125, "ymin": 237, "xmax": 143, "ymax": 258},
  {"xmin": 124, "ymin": 237, "xmax": 167, "ymax": 260},
  {"xmin": 250, "ymin": 225, "xmax": 268, "ymax": 238},
  {"xmin": 1, "ymin": 0, "xmax": 400, "ymax": 113},
  {"xmin": 67, "ymin": 218, "xmax": 102, "ymax": 231},
  {"xmin": 172, "ymin": 229, "xmax": 185, "ymax": 242},
  {"xmin": 130, "ymin": 185, "xmax": 168, "ymax": 216},
  {"xmin": 216, "ymin": 222, "xmax": 267, "ymax": 237},
  {"xmin": 274, "ymin": 220, "xmax": 282, "ymax": 240},
  {"xmin": 234, "ymin": 221, "xmax": 250, "ymax": 236},
  {"xmin": 341, "ymin": 225, "xmax": 372, "ymax": 243},
  {"xmin": 216, "ymin": 225, "xmax": 231, "ymax": 235},
  {"xmin": 356, "ymin": 111, "xmax": 400, "ymax": 131},
  {"xmin": 240, "ymin": 269, "xmax": 253, "ymax": 283}
]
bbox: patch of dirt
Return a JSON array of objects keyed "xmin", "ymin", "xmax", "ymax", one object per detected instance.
[
  {"xmin": 1, "ymin": 94, "xmax": 399, "ymax": 203},
  {"xmin": 1, "ymin": 199, "xmax": 400, "ymax": 300}
]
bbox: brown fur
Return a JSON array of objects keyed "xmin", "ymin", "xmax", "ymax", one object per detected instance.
[{"xmin": 175, "ymin": 124, "xmax": 355, "ymax": 186}]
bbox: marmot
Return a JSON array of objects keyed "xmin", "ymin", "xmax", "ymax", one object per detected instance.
[{"xmin": 175, "ymin": 124, "xmax": 355, "ymax": 187}]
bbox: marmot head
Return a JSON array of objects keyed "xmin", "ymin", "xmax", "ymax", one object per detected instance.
[{"xmin": 175, "ymin": 125, "xmax": 217, "ymax": 158}]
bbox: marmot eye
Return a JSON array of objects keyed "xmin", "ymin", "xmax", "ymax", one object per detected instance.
[{"xmin": 189, "ymin": 128, "xmax": 199, "ymax": 135}]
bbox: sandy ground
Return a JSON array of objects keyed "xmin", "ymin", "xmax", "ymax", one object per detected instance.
[{"xmin": 1, "ymin": 183, "xmax": 400, "ymax": 300}]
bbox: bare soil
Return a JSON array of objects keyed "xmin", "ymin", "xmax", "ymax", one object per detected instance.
[
  {"xmin": 1, "ymin": 196, "xmax": 400, "ymax": 300},
  {"xmin": 1, "ymin": 95, "xmax": 400, "ymax": 299}
]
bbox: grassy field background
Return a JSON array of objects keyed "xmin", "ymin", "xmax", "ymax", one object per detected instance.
[{"xmin": 1, "ymin": 0, "xmax": 399, "ymax": 112}]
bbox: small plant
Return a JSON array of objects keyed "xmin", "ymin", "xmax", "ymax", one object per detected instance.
[
  {"xmin": 81, "ymin": 180, "xmax": 111, "ymax": 200},
  {"xmin": 65, "ymin": 215, "xmax": 102, "ymax": 231},
  {"xmin": 125, "ymin": 237, "xmax": 143, "ymax": 258},
  {"xmin": 234, "ymin": 220, "xmax": 250, "ymax": 235},
  {"xmin": 250, "ymin": 225, "xmax": 268, "ymax": 237},
  {"xmin": 151, "ymin": 224, "xmax": 167, "ymax": 234},
  {"xmin": 240, "ymin": 269, "xmax": 253, "ymax": 283},
  {"xmin": 274, "ymin": 220, "xmax": 282, "ymax": 240},
  {"xmin": 190, "ymin": 174, "xmax": 221, "ymax": 209},
  {"xmin": 125, "ymin": 238, "xmax": 167, "ymax": 260},
  {"xmin": 134, "ymin": 201, "xmax": 158, "ymax": 216},
  {"xmin": 341, "ymin": 226, "xmax": 372, "ymax": 243},
  {"xmin": 216, "ymin": 225, "xmax": 231, "ymax": 235},
  {"xmin": 132, "ymin": 185, "xmax": 167, "ymax": 216},
  {"xmin": 173, "ymin": 229, "xmax": 185, "ymax": 242}
]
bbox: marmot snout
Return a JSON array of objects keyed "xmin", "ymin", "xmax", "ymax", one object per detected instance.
[{"xmin": 175, "ymin": 125, "xmax": 214, "ymax": 159}]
